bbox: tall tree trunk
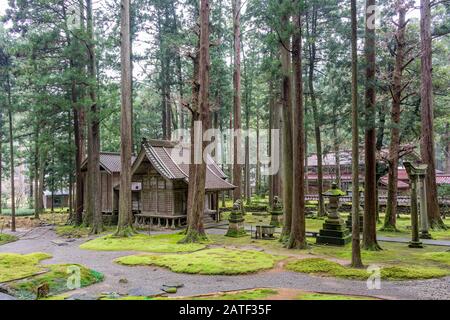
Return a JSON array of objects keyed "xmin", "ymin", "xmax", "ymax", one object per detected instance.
[
  {"xmin": 307, "ymin": 6, "xmax": 325, "ymax": 217},
  {"xmin": 73, "ymin": 106, "xmax": 84, "ymax": 225},
  {"xmin": 288, "ymin": 7, "xmax": 307, "ymax": 249},
  {"xmin": 181, "ymin": 0, "xmax": 210, "ymax": 243},
  {"xmin": 34, "ymin": 127, "xmax": 40, "ymax": 219},
  {"xmin": 116, "ymin": 0, "xmax": 135, "ymax": 237},
  {"xmin": 333, "ymin": 109, "xmax": 341, "ymax": 188},
  {"xmin": 0, "ymin": 109, "xmax": 2, "ymax": 217},
  {"xmin": 363, "ymin": 0, "xmax": 381, "ymax": 250},
  {"xmin": 268, "ymin": 78, "xmax": 281, "ymax": 208},
  {"xmin": 7, "ymin": 77, "xmax": 15, "ymax": 232},
  {"xmin": 85, "ymin": 0, "xmax": 103, "ymax": 234},
  {"xmin": 256, "ymin": 114, "xmax": 261, "ymax": 195},
  {"xmin": 445, "ymin": 123, "xmax": 450, "ymax": 173},
  {"xmin": 351, "ymin": 0, "xmax": 363, "ymax": 268},
  {"xmin": 420, "ymin": 0, "xmax": 446, "ymax": 229},
  {"xmin": 280, "ymin": 3, "xmax": 293, "ymax": 241},
  {"xmin": 232, "ymin": 0, "xmax": 242, "ymax": 202},
  {"xmin": 384, "ymin": 3, "xmax": 407, "ymax": 231}
]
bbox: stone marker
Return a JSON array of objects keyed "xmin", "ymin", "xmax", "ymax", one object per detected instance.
[
  {"xmin": 316, "ymin": 183, "xmax": 351, "ymax": 246},
  {"xmin": 225, "ymin": 200, "xmax": 246, "ymax": 237},
  {"xmin": 269, "ymin": 196, "xmax": 284, "ymax": 227}
]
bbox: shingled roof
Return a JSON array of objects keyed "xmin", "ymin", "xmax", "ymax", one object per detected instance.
[
  {"xmin": 82, "ymin": 152, "xmax": 137, "ymax": 174},
  {"xmin": 133, "ymin": 139, "xmax": 235, "ymax": 191}
]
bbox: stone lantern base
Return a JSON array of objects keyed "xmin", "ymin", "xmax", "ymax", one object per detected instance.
[
  {"xmin": 345, "ymin": 213, "xmax": 364, "ymax": 232},
  {"xmin": 225, "ymin": 213, "xmax": 246, "ymax": 238},
  {"xmin": 269, "ymin": 209, "xmax": 283, "ymax": 227},
  {"xmin": 317, "ymin": 217, "xmax": 351, "ymax": 246}
]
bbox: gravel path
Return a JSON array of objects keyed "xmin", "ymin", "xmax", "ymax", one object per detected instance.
[{"xmin": 0, "ymin": 227, "xmax": 449, "ymax": 300}]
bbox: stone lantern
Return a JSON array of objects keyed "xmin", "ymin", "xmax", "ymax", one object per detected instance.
[
  {"xmin": 269, "ymin": 196, "xmax": 283, "ymax": 227},
  {"xmin": 225, "ymin": 200, "xmax": 246, "ymax": 238},
  {"xmin": 404, "ymin": 162, "xmax": 431, "ymax": 247},
  {"xmin": 346, "ymin": 186, "xmax": 364, "ymax": 232},
  {"xmin": 316, "ymin": 183, "xmax": 351, "ymax": 246}
]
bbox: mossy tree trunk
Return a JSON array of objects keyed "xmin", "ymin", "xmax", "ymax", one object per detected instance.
[
  {"xmin": 420, "ymin": 0, "xmax": 447, "ymax": 230},
  {"xmin": 363, "ymin": 0, "xmax": 382, "ymax": 251},
  {"xmin": 86, "ymin": 0, "xmax": 103, "ymax": 235},
  {"xmin": 232, "ymin": 0, "xmax": 242, "ymax": 203},
  {"xmin": 306, "ymin": 5, "xmax": 326, "ymax": 218},
  {"xmin": 115, "ymin": 0, "xmax": 135, "ymax": 238},
  {"xmin": 180, "ymin": 0, "xmax": 210, "ymax": 244},
  {"xmin": 279, "ymin": 2, "xmax": 293, "ymax": 242},
  {"xmin": 288, "ymin": 7, "xmax": 307, "ymax": 250},
  {"xmin": 350, "ymin": 0, "xmax": 363, "ymax": 268},
  {"xmin": 384, "ymin": 2, "xmax": 407, "ymax": 232}
]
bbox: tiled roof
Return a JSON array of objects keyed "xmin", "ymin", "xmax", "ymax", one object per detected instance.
[
  {"xmin": 82, "ymin": 152, "xmax": 136, "ymax": 173},
  {"xmin": 141, "ymin": 139, "xmax": 235, "ymax": 191},
  {"xmin": 379, "ymin": 177, "xmax": 410, "ymax": 190},
  {"xmin": 437, "ymin": 174, "xmax": 450, "ymax": 185}
]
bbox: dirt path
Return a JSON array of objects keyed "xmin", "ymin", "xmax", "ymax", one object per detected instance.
[{"xmin": 0, "ymin": 226, "xmax": 449, "ymax": 300}]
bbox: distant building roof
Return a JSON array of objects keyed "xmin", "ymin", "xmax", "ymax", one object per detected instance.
[
  {"xmin": 133, "ymin": 139, "xmax": 235, "ymax": 191},
  {"xmin": 307, "ymin": 145, "xmax": 419, "ymax": 167},
  {"xmin": 82, "ymin": 152, "xmax": 137, "ymax": 174}
]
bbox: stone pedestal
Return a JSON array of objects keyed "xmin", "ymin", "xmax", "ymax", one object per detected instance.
[
  {"xmin": 226, "ymin": 212, "xmax": 246, "ymax": 237},
  {"xmin": 317, "ymin": 217, "xmax": 351, "ymax": 246},
  {"xmin": 270, "ymin": 209, "xmax": 283, "ymax": 227},
  {"xmin": 316, "ymin": 183, "xmax": 351, "ymax": 246}
]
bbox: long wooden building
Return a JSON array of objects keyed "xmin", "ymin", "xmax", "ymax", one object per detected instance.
[
  {"xmin": 81, "ymin": 152, "xmax": 137, "ymax": 214},
  {"xmin": 131, "ymin": 139, "xmax": 235, "ymax": 227}
]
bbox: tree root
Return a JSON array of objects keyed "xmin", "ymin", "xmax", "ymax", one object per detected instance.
[
  {"xmin": 113, "ymin": 226, "xmax": 136, "ymax": 238},
  {"xmin": 286, "ymin": 237, "xmax": 308, "ymax": 250},
  {"xmin": 363, "ymin": 242, "xmax": 383, "ymax": 251},
  {"xmin": 178, "ymin": 229, "xmax": 208, "ymax": 244}
]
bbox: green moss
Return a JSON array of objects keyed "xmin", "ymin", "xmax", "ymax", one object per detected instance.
[
  {"xmin": 0, "ymin": 253, "xmax": 52, "ymax": 283},
  {"xmin": 56, "ymin": 225, "xmax": 115, "ymax": 238},
  {"xmin": 80, "ymin": 233, "xmax": 207, "ymax": 253},
  {"xmin": 101, "ymin": 289, "xmax": 279, "ymax": 301},
  {"xmin": 7, "ymin": 264, "xmax": 104, "ymax": 300},
  {"xmin": 297, "ymin": 293, "xmax": 377, "ymax": 300},
  {"xmin": 0, "ymin": 233, "xmax": 18, "ymax": 245},
  {"xmin": 286, "ymin": 258, "xmax": 449, "ymax": 280},
  {"xmin": 116, "ymin": 248, "xmax": 285, "ymax": 275},
  {"xmin": 422, "ymin": 252, "xmax": 450, "ymax": 266}
]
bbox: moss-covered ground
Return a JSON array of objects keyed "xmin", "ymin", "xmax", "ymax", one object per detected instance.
[
  {"xmin": 376, "ymin": 214, "xmax": 450, "ymax": 240},
  {"xmin": 0, "ymin": 252, "xmax": 103, "ymax": 300},
  {"xmin": 206, "ymin": 233, "xmax": 450, "ymax": 280},
  {"xmin": 80, "ymin": 233, "xmax": 207, "ymax": 253},
  {"xmin": 0, "ymin": 252, "xmax": 52, "ymax": 282},
  {"xmin": 56, "ymin": 225, "xmax": 116, "ymax": 238},
  {"xmin": 285, "ymin": 258, "xmax": 448, "ymax": 280},
  {"xmin": 0, "ymin": 233, "xmax": 18, "ymax": 245},
  {"xmin": 115, "ymin": 248, "xmax": 285, "ymax": 275},
  {"xmin": 7, "ymin": 264, "xmax": 104, "ymax": 300},
  {"xmin": 98, "ymin": 288, "xmax": 378, "ymax": 300}
]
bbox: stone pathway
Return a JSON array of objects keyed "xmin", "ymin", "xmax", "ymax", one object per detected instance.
[
  {"xmin": 213, "ymin": 225, "xmax": 450, "ymax": 247},
  {"xmin": 0, "ymin": 226, "xmax": 449, "ymax": 300},
  {"xmin": 377, "ymin": 236, "xmax": 450, "ymax": 247}
]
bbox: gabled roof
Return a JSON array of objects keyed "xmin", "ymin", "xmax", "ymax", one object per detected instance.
[
  {"xmin": 81, "ymin": 152, "xmax": 136, "ymax": 174},
  {"xmin": 133, "ymin": 139, "xmax": 235, "ymax": 191}
]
